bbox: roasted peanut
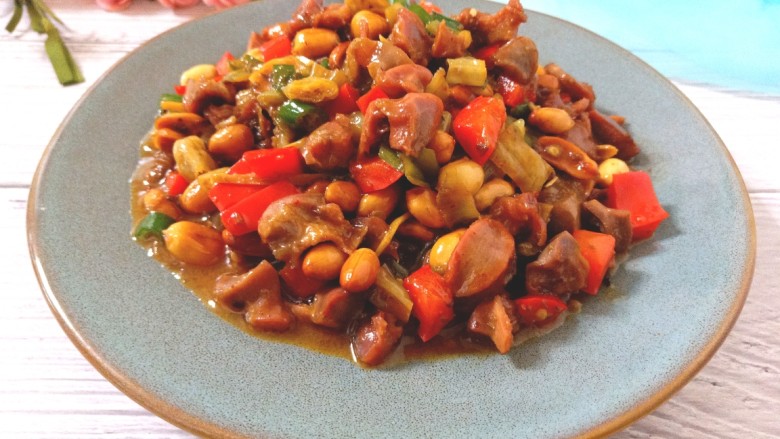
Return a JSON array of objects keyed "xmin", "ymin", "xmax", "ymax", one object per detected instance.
[
  {"xmin": 292, "ymin": 28, "xmax": 341, "ymax": 59},
  {"xmin": 163, "ymin": 221, "xmax": 224, "ymax": 265},
  {"xmin": 339, "ymin": 248, "xmax": 380, "ymax": 292},
  {"xmin": 597, "ymin": 157, "xmax": 629, "ymax": 186},
  {"xmin": 172, "ymin": 136, "xmax": 217, "ymax": 182},
  {"xmin": 429, "ymin": 229, "xmax": 465, "ymax": 274},
  {"xmin": 150, "ymin": 128, "xmax": 184, "ymax": 152},
  {"xmin": 356, "ymin": 185, "xmax": 399, "ymax": 220},
  {"xmin": 350, "ymin": 10, "xmax": 388, "ymax": 39},
  {"xmin": 528, "ymin": 107, "xmax": 575, "ymax": 134},
  {"xmin": 154, "ymin": 112, "xmax": 207, "ymax": 136},
  {"xmin": 437, "ymin": 158, "xmax": 484, "ymax": 195},
  {"xmin": 178, "ymin": 168, "xmax": 228, "ymax": 214},
  {"xmin": 180, "ymin": 64, "xmax": 217, "ymax": 86},
  {"xmin": 302, "ymin": 243, "xmax": 348, "ymax": 281},
  {"xmin": 324, "ymin": 180, "xmax": 361, "ymax": 213},
  {"xmin": 474, "ymin": 179, "xmax": 515, "ymax": 212},
  {"xmin": 406, "ymin": 187, "xmax": 446, "ymax": 228},
  {"xmin": 142, "ymin": 188, "xmax": 181, "ymax": 220},
  {"xmin": 208, "ymin": 124, "xmax": 254, "ymax": 163},
  {"xmin": 428, "ymin": 130, "xmax": 455, "ymax": 164},
  {"xmin": 282, "ymin": 77, "xmax": 339, "ymax": 103}
]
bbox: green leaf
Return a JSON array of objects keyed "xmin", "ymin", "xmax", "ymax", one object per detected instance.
[
  {"xmin": 5, "ymin": 0, "xmax": 24, "ymax": 33},
  {"xmin": 42, "ymin": 18, "xmax": 84, "ymax": 85},
  {"xmin": 31, "ymin": 0, "xmax": 64, "ymax": 26},
  {"xmin": 24, "ymin": 0, "xmax": 44, "ymax": 33}
]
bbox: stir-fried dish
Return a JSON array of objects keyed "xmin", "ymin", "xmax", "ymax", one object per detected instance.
[{"xmin": 131, "ymin": 0, "xmax": 669, "ymax": 367}]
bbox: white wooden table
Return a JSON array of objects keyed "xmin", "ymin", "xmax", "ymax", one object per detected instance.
[{"xmin": 1, "ymin": 1, "xmax": 778, "ymax": 437}]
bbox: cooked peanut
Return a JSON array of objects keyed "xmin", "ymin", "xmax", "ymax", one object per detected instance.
[
  {"xmin": 302, "ymin": 243, "xmax": 348, "ymax": 281},
  {"xmin": 178, "ymin": 168, "xmax": 228, "ymax": 214},
  {"xmin": 340, "ymin": 248, "xmax": 380, "ymax": 292},
  {"xmin": 597, "ymin": 158, "xmax": 629, "ymax": 186},
  {"xmin": 428, "ymin": 130, "xmax": 455, "ymax": 164},
  {"xmin": 328, "ymin": 42, "xmax": 350, "ymax": 69},
  {"xmin": 595, "ymin": 144, "xmax": 619, "ymax": 161},
  {"xmin": 283, "ymin": 77, "xmax": 339, "ymax": 103},
  {"xmin": 528, "ymin": 107, "xmax": 575, "ymax": 134},
  {"xmin": 208, "ymin": 124, "xmax": 254, "ymax": 162},
  {"xmin": 149, "ymin": 128, "xmax": 182, "ymax": 152},
  {"xmin": 172, "ymin": 136, "xmax": 217, "ymax": 182},
  {"xmin": 406, "ymin": 187, "xmax": 446, "ymax": 229},
  {"xmin": 324, "ymin": 180, "xmax": 361, "ymax": 213},
  {"xmin": 437, "ymin": 158, "xmax": 484, "ymax": 195},
  {"xmin": 475, "ymin": 179, "xmax": 515, "ymax": 212},
  {"xmin": 350, "ymin": 10, "xmax": 388, "ymax": 39},
  {"xmin": 142, "ymin": 188, "xmax": 181, "ymax": 220},
  {"xmin": 305, "ymin": 179, "xmax": 331, "ymax": 195},
  {"xmin": 163, "ymin": 221, "xmax": 224, "ymax": 265},
  {"xmin": 292, "ymin": 28, "xmax": 341, "ymax": 59},
  {"xmin": 429, "ymin": 229, "xmax": 465, "ymax": 274},
  {"xmin": 154, "ymin": 112, "xmax": 207, "ymax": 136},
  {"xmin": 180, "ymin": 64, "xmax": 217, "ymax": 86},
  {"xmin": 356, "ymin": 185, "xmax": 398, "ymax": 220}
]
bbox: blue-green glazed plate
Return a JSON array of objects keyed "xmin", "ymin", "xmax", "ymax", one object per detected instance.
[{"xmin": 28, "ymin": 1, "xmax": 755, "ymax": 437}]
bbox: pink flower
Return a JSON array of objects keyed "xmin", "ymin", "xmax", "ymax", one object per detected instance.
[
  {"xmin": 157, "ymin": 0, "xmax": 201, "ymax": 8},
  {"xmin": 201, "ymin": 0, "xmax": 251, "ymax": 8},
  {"xmin": 96, "ymin": 0, "xmax": 133, "ymax": 11}
]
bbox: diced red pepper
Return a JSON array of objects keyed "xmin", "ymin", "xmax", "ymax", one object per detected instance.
[
  {"xmin": 514, "ymin": 295, "xmax": 568, "ymax": 327},
  {"xmin": 208, "ymin": 183, "xmax": 265, "ymax": 212},
  {"xmin": 279, "ymin": 264, "xmax": 325, "ymax": 299},
  {"xmin": 356, "ymin": 86, "xmax": 389, "ymax": 114},
  {"xmin": 324, "ymin": 83, "xmax": 360, "ymax": 118},
  {"xmin": 215, "ymin": 51, "xmax": 234, "ymax": 77},
  {"xmin": 452, "ymin": 95, "xmax": 507, "ymax": 165},
  {"xmin": 403, "ymin": 264, "xmax": 454, "ymax": 342},
  {"xmin": 495, "ymin": 74, "xmax": 534, "ymax": 107},
  {"xmin": 174, "ymin": 84, "xmax": 186, "ymax": 95},
  {"xmin": 220, "ymin": 181, "xmax": 299, "ymax": 236},
  {"xmin": 573, "ymin": 229, "xmax": 616, "ymax": 295},
  {"xmin": 349, "ymin": 157, "xmax": 403, "ymax": 193},
  {"xmin": 229, "ymin": 147, "xmax": 304, "ymax": 180},
  {"xmin": 605, "ymin": 171, "xmax": 669, "ymax": 241},
  {"xmin": 258, "ymin": 36, "xmax": 292, "ymax": 62},
  {"xmin": 164, "ymin": 171, "xmax": 188, "ymax": 197},
  {"xmin": 473, "ymin": 43, "xmax": 500, "ymax": 62}
]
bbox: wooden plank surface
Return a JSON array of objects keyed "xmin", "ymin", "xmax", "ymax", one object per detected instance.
[{"xmin": 1, "ymin": 1, "xmax": 777, "ymax": 437}]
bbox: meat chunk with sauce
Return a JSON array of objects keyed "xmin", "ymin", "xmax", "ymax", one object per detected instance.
[
  {"xmin": 344, "ymin": 38, "xmax": 412, "ymax": 83},
  {"xmin": 457, "ymin": 0, "xmax": 527, "ymax": 45},
  {"xmin": 258, "ymin": 193, "xmax": 363, "ymax": 265},
  {"xmin": 588, "ymin": 109, "xmax": 640, "ymax": 160},
  {"xmin": 489, "ymin": 193, "xmax": 547, "ymax": 247},
  {"xmin": 431, "ymin": 20, "xmax": 471, "ymax": 59},
  {"xmin": 468, "ymin": 294, "xmax": 518, "ymax": 353},
  {"xmin": 445, "ymin": 218, "xmax": 516, "ymax": 298},
  {"xmin": 352, "ymin": 311, "xmax": 403, "ymax": 366},
  {"xmin": 389, "ymin": 8, "xmax": 432, "ymax": 66},
  {"xmin": 359, "ymin": 93, "xmax": 443, "ymax": 158},
  {"xmin": 526, "ymin": 231, "xmax": 589, "ymax": 296},
  {"xmin": 582, "ymin": 199, "xmax": 633, "ymax": 252},
  {"xmin": 493, "ymin": 36, "xmax": 538, "ymax": 85},
  {"xmin": 539, "ymin": 177, "xmax": 589, "ymax": 237},
  {"xmin": 215, "ymin": 260, "xmax": 295, "ymax": 332},
  {"xmin": 183, "ymin": 79, "xmax": 235, "ymax": 115},
  {"xmin": 375, "ymin": 64, "xmax": 433, "ymax": 98},
  {"xmin": 301, "ymin": 116, "xmax": 355, "ymax": 171}
]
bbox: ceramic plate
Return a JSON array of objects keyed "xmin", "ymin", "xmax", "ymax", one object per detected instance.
[{"xmin": 28, "ymin": 1, "xmax": 755, "ymax": 437}]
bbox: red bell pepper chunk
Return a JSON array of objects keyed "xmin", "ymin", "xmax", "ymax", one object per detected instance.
[
  {"xmin": 573, "ymin": 229, "xmax": 616, "ymax": 295},
  {"xmin": 495, "ymin": 74, "xmax": 534, "ymax": 107},
  {"xmin": 403, "ymin": 264, "xmax": 454, "ymax": 342},
  {"xmin": 174, "ymin": 84, "xmax": 186, "ymax": 95},
  {"xmin": 452, "ymin": 95, "xmax": 507, "ymax": 165},
  {"xmin": 215, "ymin": 51, "xmax": 234, "ymax": 77},
  {"xmin": 514, "ymin": 295, "xmax": 568, "ymax": 327},
  {"xmin": 356, "ymin": 86, "xmax": 389, "ymax": 114},
  {"xmin": 324, "ymin": 83, "xmax": 360, "ymax": 118},
  {"xmin": 605, "ymin": 171, "xmax": 669, "ymax": 242},
  {"xmin": 208, "ymin": 183, "xmax": 265, "ymax": 212},
  {"xmin": 473, "ymin": 43, "xmax": 500, "ymax": 62},
  {"xmin": 220, "ymin": 181, "xmax": 299, "ymax": 236},
  {"xmin": 259, "ymin": 35, "xmax": 292, "ymax": 62},
  {"xmin": 164, "ymin": 171, "xmax": 188, "ymax": 197},
  {"xmin": 349, "ymin": 157, "xmax": 403, "ymax": 193},
  {"xmin": 229, "ymin": 147, "xmax": 304, "ymax": 180}
]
